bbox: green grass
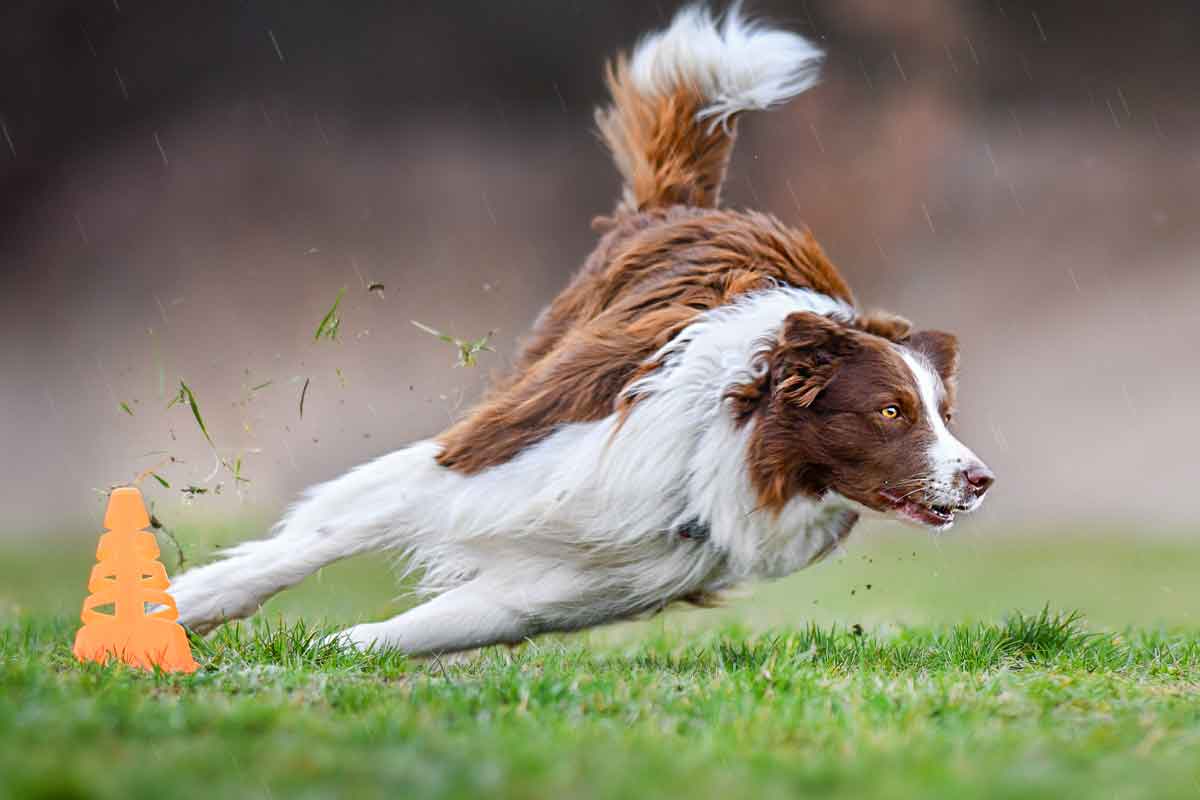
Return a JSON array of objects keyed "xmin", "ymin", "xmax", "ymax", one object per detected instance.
[
  {"xmin": 2, "ymin": 522, "xmax": 1199, "ymax": 799},
  {"xmin": 3, "ymin": 612, "xmax": 1200, "ymax": 800}
]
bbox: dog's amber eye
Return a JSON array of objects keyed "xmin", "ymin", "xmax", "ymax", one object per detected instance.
[{"xmin": 881, "ymin": 405, "xmax": 900, "ymax": 419}]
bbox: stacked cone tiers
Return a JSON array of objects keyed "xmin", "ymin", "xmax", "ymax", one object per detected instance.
[{"xmin": 73, "ymin": 487, "xmax": 199, "ymax": 673}]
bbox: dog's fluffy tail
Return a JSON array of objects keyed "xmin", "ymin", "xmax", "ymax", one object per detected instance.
[{"xmin": 596, "ymin": 4, "xmax": 822, "ymax": 214}]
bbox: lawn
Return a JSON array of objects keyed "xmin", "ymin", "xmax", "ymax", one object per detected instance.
[{"xmin": 2, "ymin": 521, "xmax": 1199, "ymax": 799}]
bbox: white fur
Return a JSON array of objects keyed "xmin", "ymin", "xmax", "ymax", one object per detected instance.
[
  {"xmin": 897, "ymin": 349, "xmax": 986, "ymax": 513},
  {"xmin": 629, "ymin": 3, "xmax": 823, "ymax": 129},
  {"xmin": 169, "ymin": 287, "xmax": 858, "ymax": 654}
]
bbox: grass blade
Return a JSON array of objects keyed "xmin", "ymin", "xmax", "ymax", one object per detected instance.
[
  {"xmin": 314, "ymin": 287, "xmax": 345, "ymax": 342},
  {"xmin": 412, "ymin": 320, "xmax": 495, "ymax": 367},
  {"xmin": 177, "ymin": 380, "xmax": 213, "ymax": 447}
]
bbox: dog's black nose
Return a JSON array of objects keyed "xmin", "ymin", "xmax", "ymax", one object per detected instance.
[{"xmin": 963, "ymin": 463, "xmax": 995, "ymax": 495}]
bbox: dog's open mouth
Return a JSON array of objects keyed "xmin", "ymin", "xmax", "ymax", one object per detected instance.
[{"xmin": 879, "ymin": 489, "xmax": 957, "ymax": 528}]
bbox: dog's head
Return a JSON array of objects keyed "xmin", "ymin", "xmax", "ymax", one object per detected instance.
[{"xmin": 731, "ymin": 311, "xmax": 994, "ymax": 529}]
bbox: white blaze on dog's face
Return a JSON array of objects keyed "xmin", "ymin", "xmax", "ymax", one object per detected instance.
[
  {"xmin": 737, "ymin": 314, "xmax": 995, "ymax": 530},
  {"xmin": 892, "ymin": 345, "xmax": 995, "ymax": 527}
]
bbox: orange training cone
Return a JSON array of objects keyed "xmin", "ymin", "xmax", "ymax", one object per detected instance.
[{"xmin": 73, "ymin": 486, "xmax": 199, "ymax": 673}]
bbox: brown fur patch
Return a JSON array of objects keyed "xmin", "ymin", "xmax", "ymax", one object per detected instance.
[
  {"xmin": 854, "ymin": 310, "xmax": 913, "ymax": 342},
  {"xmin": 596, "ymin": 56, "xmax": 738, "ymax": 213},
  {"xmin": 436, "ymin": 210, "xmax": 855, "ymax": 474}
]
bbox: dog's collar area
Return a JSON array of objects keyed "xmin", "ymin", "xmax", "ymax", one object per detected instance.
[{"xmin": 676, "ymin": 519, "xmax": 710, "ymax": 541}]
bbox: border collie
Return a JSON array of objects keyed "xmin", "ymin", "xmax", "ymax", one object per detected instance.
[{"xmin": 170, "ymin": 5, "xmax": 995, "ymax": 654}]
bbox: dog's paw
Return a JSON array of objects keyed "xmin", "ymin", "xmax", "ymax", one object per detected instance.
[
  {"xmin": 168, "ymin": 575, "xmax": 258, "ymax": 635},
  {"xmin": 322, "ymin": 624, "xmax": 383, "ymax": 653}
]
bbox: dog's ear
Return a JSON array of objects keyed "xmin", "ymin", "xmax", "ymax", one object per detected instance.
[
  {"xmin": 908, "ymin": 330, "xmax": 960, "ymax": 386},
  {"xmin": 771, "ymin": 312, "xmax": 858, "ymax": 408},
  {"xmin": 854, "ymin": 310, "xmax": 912, "ymax": 342},
  {"xmin": 726, "ymin": 312, "xmax": 857, "ymax": 419}
]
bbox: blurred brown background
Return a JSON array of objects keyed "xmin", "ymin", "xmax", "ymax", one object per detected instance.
[{"xmin": 2, "ymin": 0, "xmax": 1198, "ymax": 539}]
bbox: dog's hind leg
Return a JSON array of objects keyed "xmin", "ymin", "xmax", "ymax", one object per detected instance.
[
  {"xmin": 170, "ymin": 443, "xmax": 442, "ymax": 633},
  {"xmin": 168, "ymin": 526, "xmax": 377, "ymax": 634}
]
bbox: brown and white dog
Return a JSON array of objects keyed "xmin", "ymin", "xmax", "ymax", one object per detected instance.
[{"xmin": 170, "ymin": 5, "xmax": 994, "ymax": 654}]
